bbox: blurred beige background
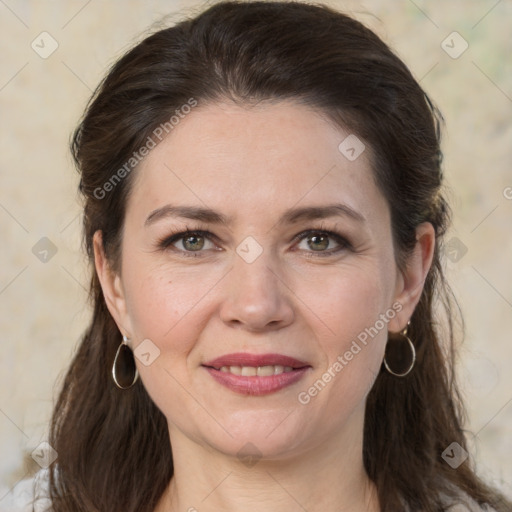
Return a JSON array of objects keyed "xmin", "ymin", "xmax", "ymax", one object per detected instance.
[{"xmin": 1, "ymin": 0, "xmax": 511, "ymax": 501}]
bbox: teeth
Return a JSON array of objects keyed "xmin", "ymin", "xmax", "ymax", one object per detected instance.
[
  {"xmin": 228, "ymin": 365, "xmax": 242, "ymax": 375},
  {"xmin": 257, "ymin": 365, "xmax": 275, "ymax": 376},
  {"xmin": 217, "ymin": 365, "xmax": 294, "ymax": 376},
  {"xmin": 241, "ymin": 366, "xmax": 257, "ymax": 377}
]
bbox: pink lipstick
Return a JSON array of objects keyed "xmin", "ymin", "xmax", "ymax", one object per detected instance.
[{"xmin": 202, "ymin": 352, "xmax": 311, "ymax": 396}]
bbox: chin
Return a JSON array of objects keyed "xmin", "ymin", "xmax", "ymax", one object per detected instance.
[{"xmin": 195, "ymin": 407, "xmax": 321, "ymax": 462}]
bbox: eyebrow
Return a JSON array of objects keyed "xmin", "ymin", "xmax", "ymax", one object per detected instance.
[{"xmin": 144, "ymin": 203, "xmax": 365, "ymax": 228}]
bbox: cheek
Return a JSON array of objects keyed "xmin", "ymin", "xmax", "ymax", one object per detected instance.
[
  {"xmin": 299, "ymin": 262, "xmax": 394, "ymax": 401},
  {"xmin": 121, "ymin": 263, "xmax": 213, "ymax": 431},
  {"xmin": 123, "ymin": 259, "xmax": 205, "ymax": 343},
  {"xmin": 121, "ymin": 258, "xmax": 227, "ymax": 398},
  {"xmin": 122, "ymin": 241, "xmax": 395, "ymax": 423},
  {"xmin": 124, "ymin": 248, "xmax": 395, "ymax": 369},
  {"xmin": 309, "ymin": 262, "xmax": 393, "ymax": 347}
]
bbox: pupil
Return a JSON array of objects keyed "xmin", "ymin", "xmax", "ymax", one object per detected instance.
[
  {"xmin": 184, "ymin": 235, "xmax": 203, "ymax": 251},
  {"xmin": 310, "ymin": 234, "xmax": 328, "ymax": 251}
]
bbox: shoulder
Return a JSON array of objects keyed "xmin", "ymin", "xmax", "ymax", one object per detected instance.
[
  {"xmin": 0, "ymin": 468, "xmax": 51, "ymax": 512},
  {"xmin": 441, "ymin": 487, "xmax": 499, "ymax": 512},
  {"xmin": 400, "ymin": 485, "xmax": 500, "ymax": 512}
]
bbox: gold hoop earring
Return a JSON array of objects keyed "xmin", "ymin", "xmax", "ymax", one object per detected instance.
[
  {"xmin": 112, "ymin": 335, "xmax": 139, "ymax": 389},
  {"xmin": 383, "ymin": 321, "xmax": 416, "ymax": 377}
]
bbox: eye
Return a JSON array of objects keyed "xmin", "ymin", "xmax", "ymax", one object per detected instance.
[
  {"xmin": 157, "ymin": 228, "xmax": 219, "ymax": 257},
  {"xmin": 293, "ymin": 229, "xmax": 352, "ymax": 257},
  {"xmin": 156, "ymin": 225, "xmax": 352, "ymax": 258},
  {"xmin": 174, "ymin": 232, "xmax": 213, "ymax": 252}
]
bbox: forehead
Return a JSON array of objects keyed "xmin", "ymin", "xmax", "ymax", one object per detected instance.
[{"xmin": 128, "ymin": 100, "xmax": 388, "ymax": 229}]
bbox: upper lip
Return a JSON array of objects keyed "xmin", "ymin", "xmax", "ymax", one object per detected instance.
[{"xmin": 203, "ymin": 352, "xmax": 310, "ymax": 369}]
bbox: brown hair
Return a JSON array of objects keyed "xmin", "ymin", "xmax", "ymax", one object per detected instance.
[{"xmin": 47, "ymin": 1, "xmax": 511, "ymax": 511}]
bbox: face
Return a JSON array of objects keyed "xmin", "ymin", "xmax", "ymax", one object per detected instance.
[{"xmin": 95, "ymin": 100, "xmax": 429, "ymax": 460}]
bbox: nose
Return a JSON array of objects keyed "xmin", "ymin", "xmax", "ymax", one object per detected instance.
[{"xmin": 219, "ymin": 247, "xmax": 295, "ymax": 332}]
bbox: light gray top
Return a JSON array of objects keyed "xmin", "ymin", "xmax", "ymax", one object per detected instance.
[{"xmin": 0, "ymin": 469, "xmax": 51, "ymax": 512}]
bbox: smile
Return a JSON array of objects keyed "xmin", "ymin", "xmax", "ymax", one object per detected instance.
[
  {"xmin": 217, "ymin": 365, "xmax": 294, "ymax": 376},
  {"xmin": 202, "ymin": 352, "xmax": 311, "ymax": 395}
]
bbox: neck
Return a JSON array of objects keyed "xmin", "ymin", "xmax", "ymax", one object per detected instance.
[{"xmin": 156, "ymin": 411, "xmax": 380, "ymax": 512}]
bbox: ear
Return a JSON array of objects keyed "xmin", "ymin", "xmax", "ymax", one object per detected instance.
[
  {"xmin": 388, "ymin": 222, "xmax": 436, "ymax": 332},
  {"xmin": 93, "ymin": 230, "xmax": 133, "ymax": 337}
]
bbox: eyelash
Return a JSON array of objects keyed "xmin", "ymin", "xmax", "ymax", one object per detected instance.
[{"xmin": 156, "ymin": 223, "xmax": 353, "ymax": 258}]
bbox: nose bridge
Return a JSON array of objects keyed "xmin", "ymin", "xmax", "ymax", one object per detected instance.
[
  {"xmin": 220, "ymin": 237, "xmax": 294, "ymax": 330},
  {"xmin": 233, "ymin": 242, "xmax": 276, "ymax": 291},
  {"xmin": 231, "ymin": 239, "xmax": 280, "ymax": 302}
]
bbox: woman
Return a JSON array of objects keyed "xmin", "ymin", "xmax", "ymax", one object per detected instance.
[{"xmin": 4, "ymin": 1, "xmax": 510, "ymax": 511}]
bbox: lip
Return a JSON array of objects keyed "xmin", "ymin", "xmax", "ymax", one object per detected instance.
[
  {"xmin": 202, "ymin": 352, "xmax": 311, "ymax": 396},
  {"xmin": 203, "ymin": 352, "xmax": 310, "ymax": 369}
]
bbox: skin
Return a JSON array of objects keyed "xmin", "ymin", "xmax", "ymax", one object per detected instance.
[{"xmin": 94, "ymin": 100, "xmax": 435, "ymax": 512}]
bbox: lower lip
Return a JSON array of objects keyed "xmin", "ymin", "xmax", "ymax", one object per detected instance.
[{"xmin": 203, "ymin": 366, "xmax": 310, "ymax": 396}]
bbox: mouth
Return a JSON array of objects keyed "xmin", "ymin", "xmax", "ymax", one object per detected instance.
[
  {"xmin": 202, "ymin": 352, "xmax": 311, "ymax": 396},
  {"xmin": 212, "ymin": 364, "xmax": 296, "ymax": 376}
]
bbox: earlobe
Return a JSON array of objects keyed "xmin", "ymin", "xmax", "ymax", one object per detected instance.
[
  {"xmin": 92, "ymin": 230, "xmax": 131, "ymax": 336},
  {"xmin": 390, "ymin": 222, "xmax": 436, "ymax": 331}
]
